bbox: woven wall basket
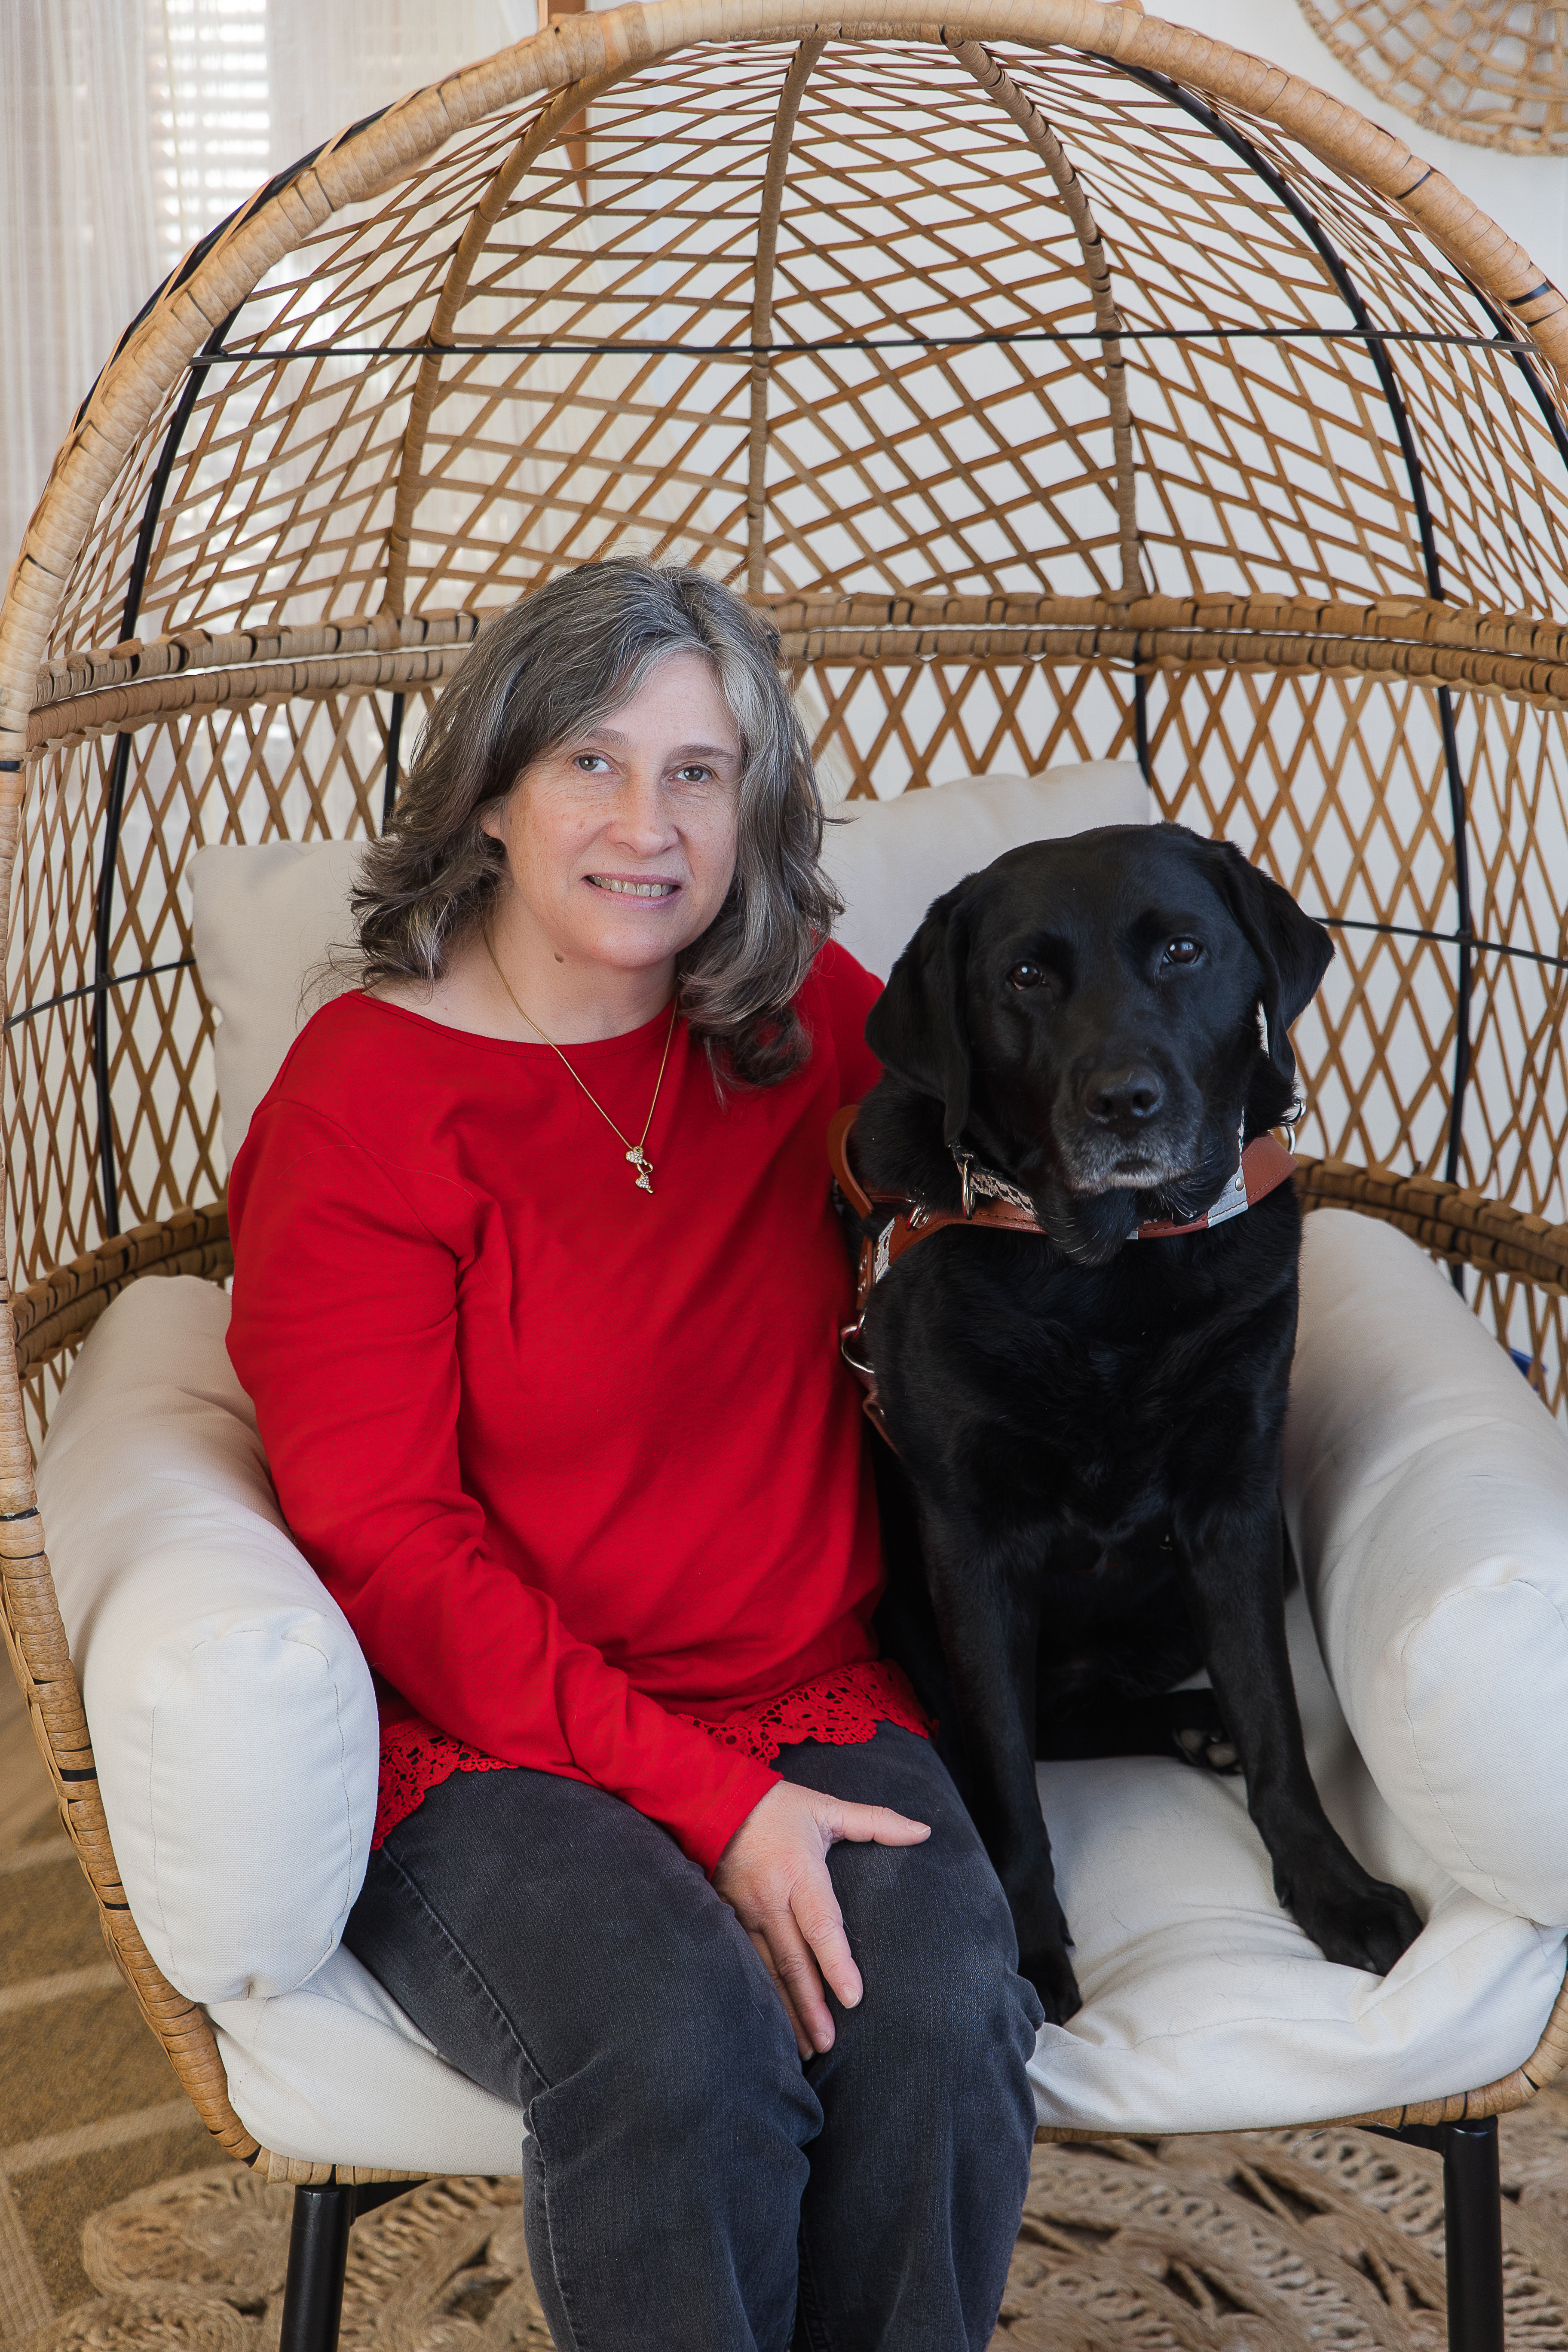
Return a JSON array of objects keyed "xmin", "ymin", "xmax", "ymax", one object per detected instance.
[
  {"xmin": 5, "ymin": 0, "xmax": 1568, "ymax": 2172},
  {"xmin": 1296, "ymin": 0, "xmax": 1568, "ymax": 155}
]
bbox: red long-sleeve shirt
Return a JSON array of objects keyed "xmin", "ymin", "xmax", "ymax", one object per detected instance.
[{"xmin": 226, "ymin": 941, "xmax": 925, "ymax": 1873}]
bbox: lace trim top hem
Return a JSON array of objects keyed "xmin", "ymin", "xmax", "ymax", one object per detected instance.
[{"xmin": 371, "ymin": 1657, "xmax": 931, "ymax": 1852}]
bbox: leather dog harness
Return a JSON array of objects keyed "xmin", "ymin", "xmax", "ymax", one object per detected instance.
[{"xmin": 827, "ymin": 1103, "xmax": 1297, "ymax": 1442}]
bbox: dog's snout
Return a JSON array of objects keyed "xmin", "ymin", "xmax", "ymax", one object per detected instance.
[{"xmin": 1081, "ymin": 1065, "xmax": 1164, "ymax": 1127}]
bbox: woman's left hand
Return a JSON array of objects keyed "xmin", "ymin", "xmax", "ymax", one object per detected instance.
[{"xmin": 712, "ymin": 1779, "xmax": 930, "ymax": 2058}]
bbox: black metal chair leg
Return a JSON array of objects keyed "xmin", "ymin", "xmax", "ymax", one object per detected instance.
[
  {"xmin": 1442, "ymin": 2118, "xmax": 1505, "ymax": 2352},
  {"xmin": 278, "ymin": 2184, "xmax": 355, "ymax": 2352}
]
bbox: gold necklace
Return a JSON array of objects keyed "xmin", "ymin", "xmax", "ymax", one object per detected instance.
[{"xmin": 483, "ymin": 934, "xmax": 678, "ymax": 1194}]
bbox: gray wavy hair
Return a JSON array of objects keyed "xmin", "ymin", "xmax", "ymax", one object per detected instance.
[{"xmin": 349, "ymin": 559, "xmax": 842, "ymax": 1087}]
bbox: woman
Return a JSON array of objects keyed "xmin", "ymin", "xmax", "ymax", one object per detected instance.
[{"xmin": 227, "ymin": 558, "xmax": 1044, "ymax": 2352}]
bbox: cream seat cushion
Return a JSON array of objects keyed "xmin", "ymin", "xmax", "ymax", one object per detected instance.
[
  {"xmin": 190, "ymin": 761, "xmax": 1151, "ymax": 1170},
  {"xmin": 36, "ymin": 1218, "xmax": 1567, "ymax": 2165},
  {"xmin": 1032, "ymin": 1592, "xmax": 1562, "ymax": 2134}
]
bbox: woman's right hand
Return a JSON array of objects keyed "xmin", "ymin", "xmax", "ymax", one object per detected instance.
[{"xmin": 711, "ymin": 1779, "xmax": 930, "ymax": 2059}]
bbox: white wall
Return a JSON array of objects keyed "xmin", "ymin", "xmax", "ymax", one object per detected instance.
[{"xmin": 1164, "ymin": 0, "xmax": 1568, "ymax": 291}]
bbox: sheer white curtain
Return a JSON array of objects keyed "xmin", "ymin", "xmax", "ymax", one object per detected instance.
[
  {"xmin": 0, "ymin": 3, "xmax": 162, "ymax": 591},
  {"xmin": 266, "ymin": 0, "xmax": 534, "ymax": 182},
  {"xmin": 0, "ymin": 0, "xmax": 537, "ymax": 592}
]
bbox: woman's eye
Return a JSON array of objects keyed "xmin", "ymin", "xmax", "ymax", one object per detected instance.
[
  {"xmin": 673, "ymin": 765, "xmax": 712, "ymax": 785},
  {"xmin": 1163, "ymin": 937, "xmax": 1203, "ymax": 966},
  {"xmin": 573, "ymin": 754, "xmax": 610, "ymax": 774},
  {"xmin": 1009, "ymin": 962, "xmax": 1045, "ymax": 990}
]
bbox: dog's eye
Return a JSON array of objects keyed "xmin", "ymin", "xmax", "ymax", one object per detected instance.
[
  {"xmin": 1163, "ymin": 937, "xmax": 1203, "ymax": 967},
  {"xmin": 1008, "ymin": 962, "xmax": 1046, "ymax": 990}
]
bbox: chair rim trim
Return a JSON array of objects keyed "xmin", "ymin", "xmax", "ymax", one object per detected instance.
[
  {"xmin": 29, "ymin": 595, "xmax": 1568, "ymax": 751},
  {"xmin": 36, "ymin": 594, "xmax": 1568, "ymax": 702}
]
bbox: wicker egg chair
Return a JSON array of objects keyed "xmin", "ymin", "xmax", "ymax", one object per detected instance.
[{"xmin": 7, "ymin": 1, "xmax": 1568, "ymax": 2343}]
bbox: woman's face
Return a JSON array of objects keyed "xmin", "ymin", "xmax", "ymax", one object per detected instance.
[{"xmin": 481, "ymin": 651, "xmax": 743, "ymax": 977}]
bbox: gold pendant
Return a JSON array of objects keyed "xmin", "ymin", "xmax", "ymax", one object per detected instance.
[{"xmin": 626, "ymin": 1146, "xmax": 654, "ymax": 1193}]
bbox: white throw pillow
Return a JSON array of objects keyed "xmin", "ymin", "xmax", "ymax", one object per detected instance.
[
  {"xmin": 821, "ymin": 763, "xmax": 1150, "ymax": 980},
  {"xmin": 1284, "ymin": 1208, "xmax": 1568, "ymax": 1927},
  {"xmin": 36, "ymin": 1276, "xmax": 380, "ymax": 2004},
  {"xmin": 192, "ymin": 839, "xmax": 363, "ymax": 1176},
  {"xmin": 190, "ymin": 764, "xmax": 1149, "ymax": 1168}
]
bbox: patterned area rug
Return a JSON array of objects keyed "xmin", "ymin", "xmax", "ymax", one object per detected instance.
[{"xmin": 15, "ymin": 2088, "xmax": 1568, "ymax": 2352}]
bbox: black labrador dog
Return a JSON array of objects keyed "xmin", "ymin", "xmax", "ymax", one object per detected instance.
[{"xmin": 847, "ymin": 822, "xmax": 1422, "ymax": 2021}]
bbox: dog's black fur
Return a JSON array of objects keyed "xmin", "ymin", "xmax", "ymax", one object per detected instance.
[{"xmin": 852, "ymin": 822, "xmax": 1422, "ymax": 2020}]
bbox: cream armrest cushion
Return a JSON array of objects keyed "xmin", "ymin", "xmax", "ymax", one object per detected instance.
[
  {"xmin": 1284, "ymin": 1207, "xmax": 1568, "ymax": 1928},
  {"xmin": 190, "ymin": 762, "xmax": 1150, "ymax": 1168},
  {"xmin": 37, "ymin": 1276, "xmax": 379, "ymax": 2005},
  {"xmin": 37, "ymin": 1273, "xmax": 526, "ymax": 2171}
]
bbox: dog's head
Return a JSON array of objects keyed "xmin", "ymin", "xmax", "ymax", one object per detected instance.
[{"xmin": 864, "ymin": 824, "xmax": 1332, "ymax": 1264}]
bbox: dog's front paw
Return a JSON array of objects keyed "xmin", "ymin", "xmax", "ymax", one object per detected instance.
[
  {"xmin": 1021, "ymin": 1936, "xmax": 1082, "ymax": 2023},
  {"xmin": 1012, "ymin": 1880, "xmax": 1082, "ymax": 2021},
  {"xmin": 1283, "ymin": 1862, "xmax": 1423, "ymax": 1977}
]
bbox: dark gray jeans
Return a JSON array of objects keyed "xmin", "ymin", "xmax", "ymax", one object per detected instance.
[{"xmin": 343, "ymin": 1724, "xmax": 1044, "ymax": 2352}]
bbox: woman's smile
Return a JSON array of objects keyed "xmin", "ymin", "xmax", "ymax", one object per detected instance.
[{"xmin": 587, "ymin": 873, "xmax": 682, "ymax": 899}]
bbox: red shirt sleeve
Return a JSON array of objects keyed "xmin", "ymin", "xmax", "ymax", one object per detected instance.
[{"xmin": 226, "ymin": 1098, "xmax": 778, "ymax": 1873}]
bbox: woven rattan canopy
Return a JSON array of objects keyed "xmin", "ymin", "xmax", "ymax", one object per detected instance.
[{"xmin": 6, "ymin": 0, "xmax": 1568, "ymax": 2179}]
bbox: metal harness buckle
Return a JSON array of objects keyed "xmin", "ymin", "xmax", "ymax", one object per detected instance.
[{"xmin": 952, "ymin": 1148, "xmax": 1036, "ymax": 1220}]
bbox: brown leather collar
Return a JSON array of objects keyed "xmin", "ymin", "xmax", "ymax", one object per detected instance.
[{"xmin": 828, "ymin": 1103, "xmax": 1297, "ymax": 1444}]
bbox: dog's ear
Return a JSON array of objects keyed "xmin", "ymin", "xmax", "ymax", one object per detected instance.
[
  {"xmin": 1204, "ymin": 840, "xmax": 1334, "ymax": 1090},
  {"xmin": 865, "ymin": 881, "xmax": 975, "ymax": 1149}
]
